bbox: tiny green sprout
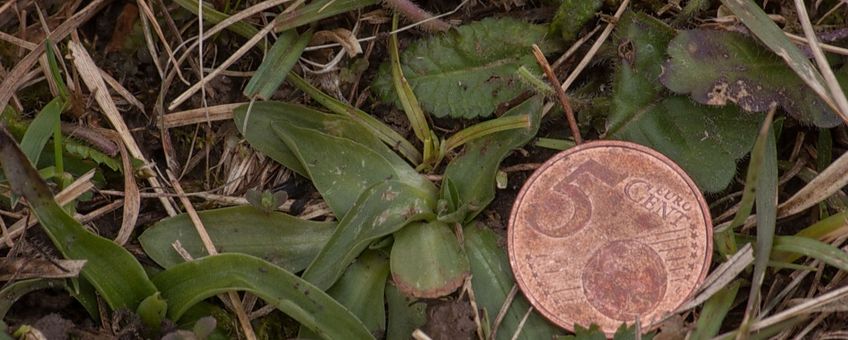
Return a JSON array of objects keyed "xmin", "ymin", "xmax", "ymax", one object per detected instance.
[
  {"xmin": 246, "ymin": 189, "xmax": 288, "ymax": 213},
  {"xmin": 516, "ymin": 66, "xmax": 554, "ymax": 96}
]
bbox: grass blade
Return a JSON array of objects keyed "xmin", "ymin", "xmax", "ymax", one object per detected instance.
[
  {"xmin": 152, "ymin": 253, "xmax": 374, "ymax": 340},
  {"xmin": 715, "ymin": 110, "xmax": 772, "ymax": 256},
  {"xmin": 20, "ymin": 97, "xmax": 64, "ymax": 166},
  {"xmin": 0, "ymin": 127, "xmax": 158, "ymax": 310},
  {"xmin": 389, "ymin": 14, "xmax": 431, "ymax": 148},
  {"xmin": 738, "ymin": 113, "xmax": 777, "ymax": 337},
  {"xmin": 772, "ymin": 236, "xmax": 848, "ymax": 272},
  {"xmin": 689, "ymin": 280, "xmax": 741, "ymax": 340},
  {"xmin": 243, "ymin": 28, "xmax": 313, "ymax": 100}
]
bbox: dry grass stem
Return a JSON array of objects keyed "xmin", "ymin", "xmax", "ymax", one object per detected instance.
[
  {"xmin": 0, "ymin": 0, "xmax": 108, "ymax": 111},
  {"xmin": 793, "ymin": 0, "xmax": 848, "ymax": 123},
  {"xmin": 490, "ymin": 285, "xmax": 519, "ymax": 340},
  {"xmin": 159, "ymin": 102, "xmax": 242, "ymax": 128},
  {"xmin": 542, "ymin": 0, "xmax": 630, "ymax": 117},
  {"xmin": 68, "ymin": 40, "xmax": 177, "ymax": 216},
  {"xmin": 532, "ymin": 44, "xmax": 582, "ymax": 144}
]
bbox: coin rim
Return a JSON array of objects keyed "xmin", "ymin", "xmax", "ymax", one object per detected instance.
[{"xmin": 507, "ymin": 140, "xmax": 713, "ymax": 334}]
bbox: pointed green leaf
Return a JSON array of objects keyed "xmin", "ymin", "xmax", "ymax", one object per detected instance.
[
  {"xmin": 661, "ymin": 29, "xmax": 844, "ymax": 127},
  {"xmin": 243, "ymin": 28, "xmax": 313, "ymax": 100},
  {"xmin": 609, "ymin": 97, "xmax": 761, "ymax": 192},
  {"xmin": 689, "ymin": 280, "xmax": 741, "ymax": 340},
  {"xmin": 464, "ymin": 224, "xmax": 560, "ymax": 340},
  {"xmin": 390, "ymin": 220, "xmax": 469, "ymax": 298},
  {"xmin": 301, "ymin": 250, "xmax": 389, "ymax": 338},
  {"xmin": 302, "ymin": 180, "xmax": 435, "ymax": 290},
  {"xmin": 441, "ymin": 96, "xmax": 542, "ymax": 222},
  {"xmin": 234, "ymin": 101, "xmax": 414, "ymax": 178},
  {"xmin": 0, "ymin": 127, "xmax": 157, "ymax": 310},
  {"xmin": 773, "ymin": 236, "xmax": 848, "ymax": 272},
  {"xmin": 20, "ymin": 97, "xmax": 64, "ymax": 166},
  {"xmin": 385, "ymin": 282, "xmax": 427, "ymax": 340},
  {"xmin": 286, "ymin": 73, "xmax": 422, "ymax": 164},
  {"xmin": 139, "ymin": 206, "xmax": 334, "ymax": 272},
  {"xmin": 152, "ymin": 253, "xmax": 374, "ymax": 340},
  {"xmin": 374, "ymin": 18, "xmax": 552, "ymax": 118},
  {"xmin": 273, "ymin": 122, "xmax": 433, "ymax": 217}
]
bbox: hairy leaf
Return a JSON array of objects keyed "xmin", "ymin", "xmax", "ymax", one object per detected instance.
[
  {"xmin": 301, "ymin": 180, "xmax": 435, "ymax": 291},
  {"xmin": 606, "ymin": 11, "xmax": 761, "ymax": 192},
  {"xmin": 661, "ymin": 29, "xmax": 844, "ymax": 127},
  {"xmin": 464, "ymin": 224, "xmax": 560, "ymax": 340},
  {"xmin": 374, "ymin": 17, "xmax": 550, "ymax": 118},
  {"xmin": 549, "ymin": 0, "xmax": 602, "ymax": 42},
  {"xmin": 152, "ymin": 253, "xmax": 373, "ymax": 340},
  {"xmin": 390, "ymin": 220, "xmax": 469, "ymax": 298},
  {"xmin": 139, "ymin": 206, "xmax": 334, "ymax": 272},
  {"xmin": 441, "ymin": 96, "xmax": 542, "ymax": 223},
  {"xmin": 0, "ymin": 127, "xmax": 157, "ymax": 310}
]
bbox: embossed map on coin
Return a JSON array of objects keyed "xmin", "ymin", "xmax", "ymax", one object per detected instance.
[{"xmin": 508, "ymin": 141, "xmax": 712, "ymax": 336}]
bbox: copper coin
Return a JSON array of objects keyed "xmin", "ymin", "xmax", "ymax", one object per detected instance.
[{"xmin": 508, "ymin": 140, "xmax": 712, "ymax": 336}]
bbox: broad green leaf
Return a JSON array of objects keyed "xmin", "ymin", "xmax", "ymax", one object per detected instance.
[
  {"xmin": 441, "ymin": 96, "xmax": 542, "ymax": 223},
  {"xmin": 302, "ymin": 180, "xmax": 435, "ymax": 291},
  {"xmin": 374, "ymin": 18, "xmax": 551, "ymax": 118},
  {"xmin": 390, "ymin": 220, "xmax": 469, "ymax": 298},
  {"xmin": 689, "ymin": 280, "xmax": 741, "ymax": 340},
  {"xmin": 464, "ymin": 224, "xmax": 560, "ymax": 340},
  {"xmin": 20, "ymin": 97, "xmax": 64, "ymax": 166},
  {"xmin": 273, "ymin": 122, "xmax": 433, "ymax": 217},
  {"xmin": 243, "ymin": 28, "xmax": 313, "ymax": 100},
  {"xmin": 151, "ymin": 253, "xmax": 373, "ymax": 340},
  {"xmin": 301, "ymin": 250, "xmax": 389, "ymax": 338},
  {"xmin": 0, "ymin": 127, "xmax": 157, "ymax": 310},
  {"xmin": 234, "ymin": 101, "xmax": 412, "ymax": 178},
  {"xmin": 139, "ymin": 206, "xmax": 334, "ymax": 272},
  {"xmin": 605, "ymin": 12, "xmax": 761, "ymax": 192},
  {"xmin": 609, "ymin": 97, "xmax": 760, "ymax": 193},
  {"xmin": 661, "ymin": 29, "xmax": 843, "ymax": 127},
  {"xmin": 719, "ymin": 0, "xmax": 839, "ymax": 121},
  {"xmin": 385, "ymin": 282, "xmax": 427, "ymax": 340},
  {"xmin": 549, "ymin": 0, "xmax": 602, "ymax": 42},
  {"xmin": 772, "ymin": 236, "xmax": 848, "ymax": 272},
  {"xmin": 326, "ymin": 250, "xmax": 389, "ymax": 336}
]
